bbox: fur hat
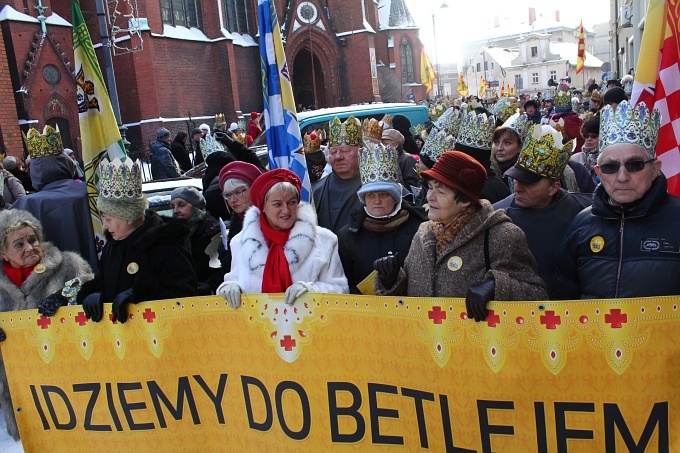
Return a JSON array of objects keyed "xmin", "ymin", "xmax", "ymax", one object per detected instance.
[
  {"xmin": 603, "ymin": 87, "xmax": 627, "ymax": 106},
  {"xmin": 171, "ymin": 186, "xmax": 206, "ymax": 210},
  {"xmin": 421, "ymin": 151, "xmax": 487, "ymax": 205},
  {"xmin": 199, "ymin": 124, "xmax": 210, "ymax": 132}
]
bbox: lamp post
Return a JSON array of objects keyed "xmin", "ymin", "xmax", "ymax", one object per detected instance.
[{"xmin": 432, "ymin": 2, "xmax": 448, "ymax": 98}]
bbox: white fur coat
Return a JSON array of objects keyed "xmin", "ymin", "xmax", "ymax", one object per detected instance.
[{"xmin": 223, "ymin": 202, "xmax": 349, "ymax": 294}]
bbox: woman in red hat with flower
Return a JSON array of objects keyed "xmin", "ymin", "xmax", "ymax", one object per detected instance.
[
  {"xmin": 217, "ymin": 169, "xmax": 348, "ymax": 308},
  {"xmin": 373, "ymin": 151, "xmax": 547, "ymax": 322}
]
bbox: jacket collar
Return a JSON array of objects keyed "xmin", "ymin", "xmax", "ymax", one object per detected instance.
[{"xmin": 592, "ymin": 173, "xmax": 669, "ymax": 219}]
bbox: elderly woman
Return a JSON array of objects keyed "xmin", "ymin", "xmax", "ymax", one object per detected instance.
[
  {"xmin": 78, "ymin": 158, "xmax": 197, "ymax": 323},
  {"xmin": 374, "ymin": 151, "xmax": 547, "ymax": 321},
  {"xmin": 218, "ymin": 169, "xmax": 348, "ymax": 308},
  {"xmin": 338, "ymin": 143, "xmax": 427, "ymax": 293},
  {"xmin": 218, "ymin": 161, "xmax": 263, "ymax": 270},
  {"xmin": 170, "ymin": 187, "xmax": 223, "ymax": 293},
  {"xmin": 0, "ymin": 209, "xmax": 92, "ymax": 440}
]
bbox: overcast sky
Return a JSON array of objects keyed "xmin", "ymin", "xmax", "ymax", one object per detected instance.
[{"xmin": 404, "ymin": 0, "xmax": 612, "ymax": 64}]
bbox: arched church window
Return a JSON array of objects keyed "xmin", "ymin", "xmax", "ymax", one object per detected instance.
[
  {"xmin": 225, "ymin": 0, "xmax": 252, "ymax": 34},
  {"xmin": 400, "ymin": 38, "xmax": 414, "ymax": 84},
  {"xmin": 161, "ymin": 0, "xmax": 202, "ymax": 29}
]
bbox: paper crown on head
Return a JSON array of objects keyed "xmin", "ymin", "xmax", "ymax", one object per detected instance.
[
  {"xmin": 329, "ymin": 116, "xmax": 362, "ymax": 147},
  {"xmin": 455, "ymin": 111, "xmax": 497, "ymax": 151},
  {"xmin": 428, "ymin": 102, "xmax": 448, "ymax": 121},
  {"xmin": 421, "ymin": 129, "xmax": 456, "ymax": 165},
  {"xmin": 358, "ymin": 142, "xmax": 400, "ymax": 187},
  {"xmin": 234, "ymin": 132, "xmax": 248, "ymax": 145},
  {"xmin": 502, "ymin": 112, "xmax": 534, "ymax": 145},
  {"xmin": 22, "ymin": 125, "xmax": 64, "ymax": 159},
  {"xmin": 380, "ymin": 114, "xmax": 393, "ymax": 129},
  {"xmin": 493, "ymin": 98, "xmax": 519, "ymax": 123},
  {"xmin": 362, "ymin": 118, "xmax": 385, "ymax": 141},
  {"xmin": 303, "ymin": 129, "xmax": 324, "ymax": 153},
  {"xmin": 515, "ymin": 125, "xmax": 573, "ymax": 179},
  {"xmin": 433, "ymin": 107, "xmax": 463, "ymax": 138},
  {"xmin": 215, "ymin": 113, "xmax": 226, "ymax": 125},
  {"xmin": 599, "ymin": 101, "xmax": 661, "ymax": 157},
  {"xmin": 98, "ymin": 157, "xmax": 143, "ymax": 200},
  {"xmin": 554, "ymin": 87, "xmax": 572, "ymax": 110}
]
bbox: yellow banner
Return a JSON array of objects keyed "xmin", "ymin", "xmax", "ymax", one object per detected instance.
[{"xmin": 2, "ymin": 294, "xmax": 677, "ymax": 451}]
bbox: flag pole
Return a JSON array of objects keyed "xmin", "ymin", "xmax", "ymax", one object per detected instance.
[{"xmin": 93, "ymin": 0, "xmax": 121, "ymax": 126}]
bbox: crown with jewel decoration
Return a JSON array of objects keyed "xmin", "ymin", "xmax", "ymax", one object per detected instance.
[
  {"xmin": 358, "ymin": 142, "xmax": 400, "ymax": 187},
  {"xmin": 98, "ymin": 157, "xmax": 143, "ymax": 201},
  {"xmin": 515, "ymin": 125, "xmax": 573, "ymax": 179},
  {"xmin": 554, "ymin": 87, "xmax": 572, "ymax": 110},
  {"xmin": 215, "ymin": 113, "xmax": 226, "ymax": 125},
  {"xmin": 362, "ymin": 118, "xmax": 385, "ymax": 141},
  {"xmin": 433, "ymin": 107, "xmax": 463, "ymax": 138},
  {"xmin": 455, "ymin": 111, "xmax": 497, "ymax": 151},
  {"xmin": 502, "ymin": 112, "xmax": 534, "ymax": 145},
  {"xmin": 22, "ymin": 125, "xmax": 64, "ymax": 159},
  {"xmin": 421, "ymin": 129, "xmax": 456, "ymax": 165},
  {"xmin": 493, "ymin": 98, "xmax": 519, "ymax": 123},
  {"xmin": 599, "ymin": 101, "xmax": 661, "ymax": 157},
  {"xmin": 329, "ymin": 116, "xmax": 362, "ymax": 147},
  {"xmin": 303, "ymin": 129, "xmax": 324, "ymax": 153},
  {"xmin": 234, "ymin": 132, "xmax": 248, "ymax": 145}
]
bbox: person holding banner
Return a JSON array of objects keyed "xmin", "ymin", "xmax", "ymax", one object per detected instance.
[
  {"xmin": 373, "ymin": 151, "xmax": 547, "ymax": 322},
  {"xmin": 217, "ymin": 169, "xmax": 348, "ymax": 308},
  {"xmin": 77, "ymin": 158, "xmax": 197, "ymax": 323},
  {"xmin": 0, "ymin": 209, "xmax": 93, "ymax": 440}
]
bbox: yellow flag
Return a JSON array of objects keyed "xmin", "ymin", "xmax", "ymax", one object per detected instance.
[
  {"xmin": 457, "ymin": 73, "xmax": 468, "ymax": 97},
  {"xmin": 72, "ymin": 0, "xmax": 126, "ymax": 253},
  {"xmin": 420, "ymin": 48, "xmax": 436, "ymax": 95},
  {"xmin": 576, "ymin": 20, "xmax": 586, "ymax": 74},
  {"xmin": 479, "ymin": 76, "xmax": 487, "ymax": 98}
]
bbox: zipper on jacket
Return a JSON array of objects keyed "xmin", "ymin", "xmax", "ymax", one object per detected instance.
[{"xmin": 614, "ymin": 213, "xmax": 625, "ymax": 298}]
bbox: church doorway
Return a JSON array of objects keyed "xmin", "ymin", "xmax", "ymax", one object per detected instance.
[{"xmin": 292, "ymin": 48, "xmax": 325, "ymax": 110}]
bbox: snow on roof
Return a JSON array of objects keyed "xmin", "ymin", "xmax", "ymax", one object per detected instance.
[
  {"xmin": 484, "ymin": 47, "xmax": 519, "ymax": 68},
  {"xmin": 465, "ymin": 15, "xmax": 588, "ymax": 44},
  {"xmin": 550, "ymin": 41, "xmax": 603, "ymax": 68},
  {"xmin": 155, "ymin": 25, "xmax": 212, "ymax": 42},
  {"xmin": 377, "ymin": 0, "xmax": 417, "ymax": 30},
  {"xmin": 0, "ymin": 6, "xmax": 71, "ymax": 27}
]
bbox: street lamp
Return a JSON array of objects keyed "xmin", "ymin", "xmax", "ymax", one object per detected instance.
[{"xmin": 432, "ymin": 2, "xmax": 448, "ymax": 98}]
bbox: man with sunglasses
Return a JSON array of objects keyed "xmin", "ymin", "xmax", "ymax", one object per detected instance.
[{"xmin": 555, "ymin": 101, "xmax": 680, "ymax": 299}]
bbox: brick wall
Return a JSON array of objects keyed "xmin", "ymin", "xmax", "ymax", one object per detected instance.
[{"xmin": 0, "ymin": 24, "xmax": 22, "ymax": 157}]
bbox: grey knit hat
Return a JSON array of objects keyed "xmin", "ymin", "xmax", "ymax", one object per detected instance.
[
  {"xmin": 170, "ymin": 186, "xmax": 205, "ymax": 209},
  {"xmin": 156, "ymin": 128, "xmax": 171, "ymax": 140},
  {"xmin": 2, "ymin": 156, "xmax": 17, "ymax": 171}
]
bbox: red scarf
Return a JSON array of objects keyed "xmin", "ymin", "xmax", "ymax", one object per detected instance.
[
  {"xmin": 3, "ymin": 262, "xmax": 34, "ymax": 287},
  {"xmin": 259, "ymin": 214, "xmax": 293, "ymax": 293}
]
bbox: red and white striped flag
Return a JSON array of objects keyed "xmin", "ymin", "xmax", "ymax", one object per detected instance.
[
  {"xmin": 576, "ymin": 21, "xmax": 586, "ymax": 74},
  {"xmin": 631, "ymin": 0, "xmax": 680, "ymax": 195}
]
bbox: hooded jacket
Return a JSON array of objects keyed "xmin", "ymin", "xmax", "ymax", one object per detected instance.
[{"xmin": 150, "ymin": 140, "xmax": 181, "ymax": 180}]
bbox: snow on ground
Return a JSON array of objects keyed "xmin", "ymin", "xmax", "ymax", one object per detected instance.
[{"xmin": 0, "ymin": 415, "xmax": 23, "ymax": 453}]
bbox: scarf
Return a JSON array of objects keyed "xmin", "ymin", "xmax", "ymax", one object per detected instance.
[
  {"xmin": 259, "ymin": 213, "xmax": 293, "ymax": 293},
  {"xmin": 363, "ymin": 209, "xmax": 410, "ymax": 233},
  {"xmin": 184, "ymin": 209, "xmax": 207, "ymax": 252},
  {"xmin": 579, "ymin": 145, "xmax": 599, "ymax": 175},
  {"xmin": 430, "ymin": 205, "xmax": 478, "ymax": 259},
  {"xmin": 3, "ymin": 261, "xmax": 34, "ymax": 287}
]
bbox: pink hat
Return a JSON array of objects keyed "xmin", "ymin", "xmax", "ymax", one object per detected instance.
[{"xmin": 218, "ymin": 161, "xmax": 263, "ymax": 192}]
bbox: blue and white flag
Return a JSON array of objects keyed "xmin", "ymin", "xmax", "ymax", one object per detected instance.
[{"xmin": 258, "ymin": 0, "xmax": 311, "ymax": 202}]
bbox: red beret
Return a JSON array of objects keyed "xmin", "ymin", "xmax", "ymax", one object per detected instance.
[
  {"xmin": 218, "ymin": 161, "xmax": 263, "ymax": 192},
  {"xmin": 249, "ymin": 169, "xmax": 301, "ymax": 211}
]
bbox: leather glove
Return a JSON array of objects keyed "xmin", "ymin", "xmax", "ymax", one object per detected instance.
[
  {"xmin": 466, "ymin": 279, "xmax": 496, "ymax": 322},
  {"xmin": 111, "ymin": 288, "xmax": 134, "ymax": 324},
  {"xmin": 372, "ymin": 252, "xmax": 400, "ymax": 289},
  {"xmin": 82, "ymin": 292, "xmax": 104, "ymax": 322},
  {"xmin": 217, "ymin": 282, "xmax": 242, "ymax": 309},
  {"xmin": 38, "ymin": 292, "xmax": 68, "ymax": 317},
  {"xmin": 283, "ymin": 282, "xmax": 315, "ymax": 306},
  {"xmin": 0, "ymin": 327, "xmax": 6, "ymax": 342}
]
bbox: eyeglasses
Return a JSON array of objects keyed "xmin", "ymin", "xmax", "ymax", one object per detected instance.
[
  {"xmin": 223, "ymin": 187, "xmax": 248, "ymax": 200},
  {"xmin": 583, "ymin": 133, "xmax": 599, "ymax": 139},
  {"xmin": 598, "ymin": 159, "xmax": 655, "ymax": 175}
]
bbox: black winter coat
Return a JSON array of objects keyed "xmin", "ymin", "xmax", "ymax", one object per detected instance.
[
  {"xmin": 187, "ymin": 214, "xmax": 223, "ymax": 291},
  {"xmin": 170, "ymin": 139, "xmax": 192, "ymax": 172},
  {"xmin": 554, "ymin": 175, "xmax": 680, "ymax": 299},
  {"xmin": 222, "ymin": 212, "xmax": 244, "ymax": 272},
  {"xmin": 78, "ymin": 211, "xmax": 198, "ymax": 304},
  {"xmin": 337, "ymin": 203, "xmax": 428, "ymax": 294}
]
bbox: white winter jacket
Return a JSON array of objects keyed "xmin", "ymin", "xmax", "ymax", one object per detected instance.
[{"xmin": 223, "ymin": 202, "xmax": 349, "ymax": 294}]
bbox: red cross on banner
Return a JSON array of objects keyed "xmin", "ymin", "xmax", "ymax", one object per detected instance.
[
  {"xmin": 428, "ymin": 306, "xmax": 447, "ymax": 324},
  {"xmin": 540, "ymin": 311, "xmax": 561, "ymax": 330},
  {"xmin": 605, "ymin": 308, "xmax": 628, "ymax": 328},
  {"xmin": 37, "ymin": 316, "xmax": 51, "ymax": 330}
]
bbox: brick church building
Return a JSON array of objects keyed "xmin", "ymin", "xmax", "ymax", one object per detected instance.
[{"xmin": 0, "ymin": 0, "xmax": 426, "ymax": 159}]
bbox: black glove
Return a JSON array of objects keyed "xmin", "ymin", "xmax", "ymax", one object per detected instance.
[
  {"xmin": 0, "ymin": 327, "xmax": 6, "ymax": 342},
  {"xmin": 373, "ymin": 252, "xmax": 400, "ymax": 289},
  {"xmin": 466, "ymin": 279, "xmax": 496, "ymax": 322},
  {"xmin": 111, "ymin": 288, "xmax": 134, "ymax": 323},
  {"xmin": 38, "ymin": 292, "xmax": 68, "ymax": 317},
  {"xmin": 82, "ymin": 292, "xmax": 104, "ymax": 322}
]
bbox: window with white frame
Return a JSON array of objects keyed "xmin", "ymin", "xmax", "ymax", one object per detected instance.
[
  {"xmin": 532, "ymin": 73, "xmax": 539, "ymax": 84},
  {"xmin": 515, "ymin": 74, "xmax": 523, "ymax": 89},
  {"xmin": 550, "ymin": 70, "xmax": 557, "ymax": 82},
  {"xmin": 161, "ymin": 0, "xmax": 202, "ymax": 29}
]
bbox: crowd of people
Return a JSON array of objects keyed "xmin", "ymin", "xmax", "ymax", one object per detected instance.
[{"xmin": 0, "ymin": 78, "xmax": 678, "ymax": 439}]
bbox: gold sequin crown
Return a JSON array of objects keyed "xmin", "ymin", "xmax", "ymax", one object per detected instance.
[
  {"xmin": 493, "ymin": 98, "xmax": 519, "ymax": 123},
  {"xmin": 455, "ymin": 111, "xmax": 497, "ymax": 151},
  {"xmin": 328, "ymin": 116, "xmax": 362, "ymax": 147},
  {"xmin": 516, "ymin": 125, "xmax": 573, "ymax": 179},
  {"xmin": 362, "ymin": 118, "xmax": 385, "ymax": 141},
  {"xmin": 215, "ymin": 113, "xmax": 226, "ymax": 124},
  {"xmin": 554, "ymin": 88, "xmax": 572, "ymax": 109},
  {"xmin": 599, "ymin": 101, "xmax": 661, "ymax": 156},
  {"xmin": 359, "ymin": 142, "xmax": 400, "ymax": 186},
  {"xmin": 98, "ymin": 157, "xmax": 143, "ymax": 200},
  {"xmin": 22, "ymin": 125, "xmax": 64, "ymax": 159},
  {"xmin": 303, "ymin": 129, "xmax": 324, "ymax": 153},
  {"xmin": 421, "ymin": 129, "xmax": 455, "ymax": 164}
]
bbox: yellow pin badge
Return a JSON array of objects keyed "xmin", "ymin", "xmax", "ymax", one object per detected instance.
[
  {"xmin": 590, "ymin": 236, "xmax": 605, "ymax": 253},
  {"xmin": 447, "ymin": 256, "xmax": 463, "ymax": 271},
  {"xmin": 127, "ymin": 262, "xmax": 139, "ymax": 275}
]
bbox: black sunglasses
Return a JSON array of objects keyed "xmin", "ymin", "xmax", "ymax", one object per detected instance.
[
  {"xmin": 598, "ymin": 159, "xmax": 655, "ymax": 175},
  {"xmin": 583, "ymin": 133, "xmax": 598, "ymax": 139}
]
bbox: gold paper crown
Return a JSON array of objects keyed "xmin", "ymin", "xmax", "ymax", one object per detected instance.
[
  {"xmin": 455, "ymin": 111, "xmax": 497, "ymax": 151},
  {"xmin": 421, "ymin": 129, "xmax": 455, "ymax": 164},
  {"xmin": 380, "ymin": 114, "xmax": 393, "ymax": 129},
  {"xmin": 599, "ymin": 101, "xmax": 661, "ymax": 156},
  {"xmin": 590, "ymin": 90, "xmax": 602, "ymax": 102},
  {"xmin": 554, "ymin": 88, "xmax": 572, "ymax": 109},
  {"xmin": 22, "ymin": 125, "xmax": 64, "ymax": 159},
  {"xmin": 303, "ymin": 129, "xmax": 323, "ymax": 153},
  {"xmin": 98, "ymin": 157, "xmax": 143, "ymax": 200},
  {"xmin": 235, "ymin": 132, "xmax": 247, "ymax": 145},
  {"xmin": 362, "ymin": 118, "xmax": 385, "ymax": 141},
  {"xmin": 328, "ymin": 116, "xmax": 362, "ymax": 147},
  {"xmin": 359, "ymin": 142, "xmax": 400, "ymax": 186},
  {"xmin": 215, "ymin": 113, "xmax": 226, "ymax": 124},
  {"xmin": 428, "ymin": 102, "xmax": 447, "ymax": 121},
  {"xmin": 516, "ymin": 125, "xmax": 573, "ymax": 179},
  {"xmin": 493, "ymin": 98, "xmax": 519, "ymax": 123}
]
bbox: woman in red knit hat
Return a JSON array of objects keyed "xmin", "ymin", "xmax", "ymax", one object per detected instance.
[
  {"xmin": 217, "ymin": 169, "xmax": 348, "ymax": 308},
  {"xmin": 373, "ymin": 151, "xmax": 546, "ymax": 321}
]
